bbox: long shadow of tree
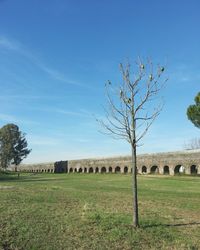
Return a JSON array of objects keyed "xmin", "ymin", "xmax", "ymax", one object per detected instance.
[
  {"xmin": 142, "ymin": 221, "xmax": 200, "ymax": 229},
  {"xmin": 0, "ymin": 171, "xmax": 68, "ymax": 182}
]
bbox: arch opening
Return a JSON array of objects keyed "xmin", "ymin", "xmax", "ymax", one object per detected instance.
[
  {"xmin": 69, "ymin": 168, "xmax": 73, "ymax": 173},
  {"xmin": 84, "ymin": 168, "xmax": 87, "ymax": 173},
  {"xmin": 89, "ymin": 167, "xmax": 94, "ymax": 173},
  {"xmin": 78, "ymin": 168, "xmax": 83, "ymax": 173},
  {"xmin": 163, "ymin": 166, "xmax": 169, "ymax": 175},
  {"xmin": 142, "ymin": 166, "xmax": 147, "ymax": 173},
  {"xmin": 115, "ymin": 166, "xmax": 121, "ymax": 173},
  {"xmin": 174, "ymin": 165, "xmax": 185, "ymax": 174},
  {"xmin": 101, "ymin": 167, "xmax": 106, "ymax": 173},
  {"xmin": 109, "ymin": 166, "xmax": 112, "ymax": 173},
  {"xmin": 124, "ymin": 166, "xmax": 128, "ymax": 174},
  {"xmin": 150, "ymin": 165, "xmax": 159, "ymax": 174},
  {"xmin": 74, "ymin": 168, "xmax": 77, "ymax": 173},
  {"xmin": 191, "ymin": 165, "xmax": 197, "ymax": 174},
  {"xmin": 95, "ymin": 167, "xmax": 99, "ymax": 173}
]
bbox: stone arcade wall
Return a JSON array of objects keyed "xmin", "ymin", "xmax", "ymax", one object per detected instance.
[
  {"xmin": 19, "ymin": 162, "xmax": 55, "ymax": 173},
  {"xmin": 18, "ymin": 150, "xmax": 200, "ymax": 175}
]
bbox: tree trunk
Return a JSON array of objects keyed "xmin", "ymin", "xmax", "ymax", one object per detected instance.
[{"xmin": 131, "ymin": 144, "xmax": 139, "ymax": 228}]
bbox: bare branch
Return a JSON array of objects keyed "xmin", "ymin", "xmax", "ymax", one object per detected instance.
[
  {"xmin": 97, "ymin": 58, "xmax": 166, "ymax": 147},
  {"xmin": 136, "ymin": 104, "xmax": 163, "ymax": 143}
]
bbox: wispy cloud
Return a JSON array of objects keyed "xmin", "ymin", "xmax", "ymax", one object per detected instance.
[
  {"xmin": 27, "ymin": 135, "xmax": 60, "ymax": 146},
  {"xmin": 54, "ymin": 108, "xmax": 92, "ymax": 118},
  {"xmin": 73, "ymin": 138, "xmax": 91, "ymax": 143},
  {"xmin": 0, "ymin": 113, "xmax": 39, "ymax": 125},
  {"xmin": 38, "ymin": 64, "xmax": 83, "ymax": 86},
  {"xmin": 169, "ymin": 63, "xmax": 200, "ymax": 84},
  {"xmin": 29, "ymin": 106, "xmax": 93, "ymax": 118},
  {"xmin": 0, "ymin": 95, "xmax": 60, "ymax": 100},
  {"xmin": 0, "ymin": 35, "xmax": 84, "ymax": 87},
  {"xmin": 0, "ymin": 36, "xmax": 20, "ymax": 50}
]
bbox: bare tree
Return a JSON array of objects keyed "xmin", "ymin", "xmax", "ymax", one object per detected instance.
[
  {"xmin": 97, "ymin": 58, "xmax": 167, "ymax": 228},
  {"xmin": 184, "ymin": 138, "xmax": 200, "ymax": 150}
]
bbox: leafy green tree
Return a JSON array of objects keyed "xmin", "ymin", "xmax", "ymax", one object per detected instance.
[
  {"xmin": 0, "ymin": 124, "xmax": 31, "ymax": 170},
  {"xmin": 187, "ymin": 92, "xmax": 200, "ymax": 128}
]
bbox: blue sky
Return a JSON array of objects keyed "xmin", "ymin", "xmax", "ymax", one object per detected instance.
[{"xmin": 0, "ymin": 0, "xmax": 199, "ymax": 163}]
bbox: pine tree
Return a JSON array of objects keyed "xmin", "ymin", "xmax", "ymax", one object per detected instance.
[
  {"xmin": 0, "ymin": 124, "xmax": 31, "ymax": 169},
  {"xmin": 187, "ymin": 92, "xmax": 200, "ymax": 129}
]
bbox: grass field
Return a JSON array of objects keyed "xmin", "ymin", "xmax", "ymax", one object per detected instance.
[{"xmin": 0, "ymin": 172, "xmax": 199, "ymax": 250}]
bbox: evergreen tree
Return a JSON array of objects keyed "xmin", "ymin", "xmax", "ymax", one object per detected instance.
[
  {"xmin": 0, "ymin": 124, "xmax": 31, "ymax": 169},
  {"xmin": 187, "ymin": 92, "xmax": 200, "ymax": 128}
]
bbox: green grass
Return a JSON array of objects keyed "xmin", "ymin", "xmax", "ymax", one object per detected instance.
[{"xmin": 0, "ymin": 172, "xmax": 200, "ymax": 250}]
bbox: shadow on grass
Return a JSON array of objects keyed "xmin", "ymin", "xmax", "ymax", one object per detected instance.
[
  {"xmin": 0, "ymin": 172, "xmax": 18, "ymax": 181},
  {"xmin": 142, "ymin": 221, "xmax": 200, "ymax": 229},
  {"xmin": 16, "ymin": 177, "xmax": 68, "ymax": 183},
  {"xmin": 0, "ymin": 173, "xmax": 69, "ymax": 182}
]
